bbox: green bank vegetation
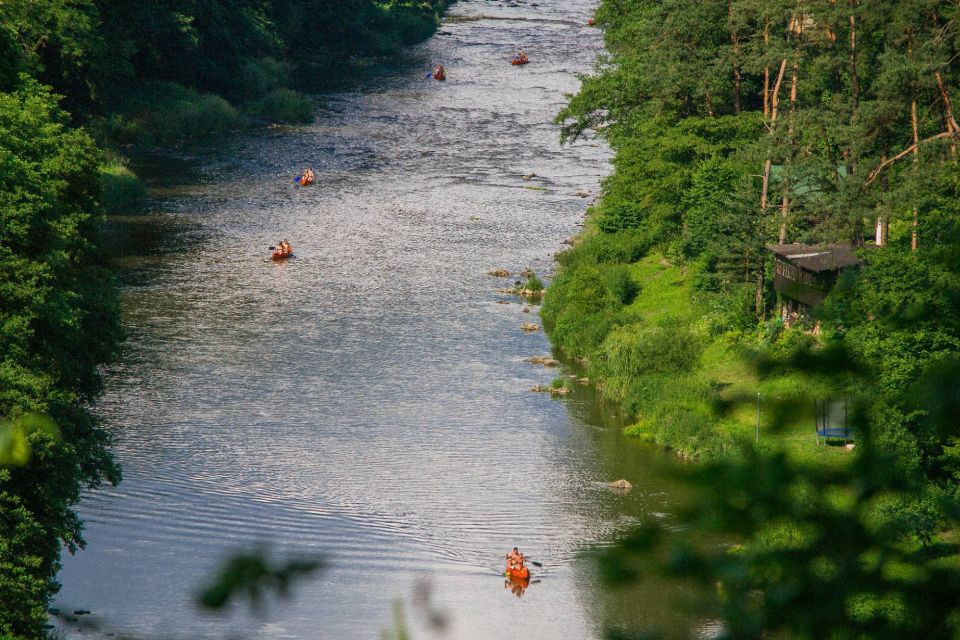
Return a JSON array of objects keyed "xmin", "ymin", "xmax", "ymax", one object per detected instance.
[
  {"xmin": 549, "ymin": 0, "xmax": 960, "ymax": 470},
  {"xmin": 0, "ymin": 1, "xmax": 450, "ymax": 636},
  {"xmin": 549, "ymin": 0, "xmax": 960, "ymax": 636}
]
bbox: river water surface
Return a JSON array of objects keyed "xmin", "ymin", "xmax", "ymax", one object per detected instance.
[{"xmin": 56, "ymin": 2, "xmax": 687, "ymax": 638}]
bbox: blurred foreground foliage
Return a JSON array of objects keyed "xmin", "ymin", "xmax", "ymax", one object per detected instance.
[
  {"xmin": 197, "ymin": 549, "xmax": 324, "ymax": 612},
  {"xmin": 599, "ymin": 348, "xmax": 960, "ymax": 639}
]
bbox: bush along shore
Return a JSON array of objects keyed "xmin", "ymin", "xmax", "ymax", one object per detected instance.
[
  {"xmin": 546, "ymin": 1, "xmax": 960, "ymax": 483},
  {"xmin": 0, "ymin": 2, "xmax": 449, "ymax": 636},
  {"xmin": 550, "ymin": 5, "xmax": 960, "ymax": 635},
  {"xmin": 9, "ymin": 1, "xmax": 453, "ymax": 214},
  {"xmin": 543, "ymin": 8, "xmax": 960, "ymax": 634}
]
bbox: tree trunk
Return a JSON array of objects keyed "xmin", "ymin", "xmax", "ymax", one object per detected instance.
[
  {"xmin": 876, "ymin": 149, "xmax": 888, "ymax": 246},
  {"xmin": 847, "ymin": 7, "xmax": 859, "ymax": 177},
  {"xmin": 729, "ymin": 0, "xmax": 742, "ymax": 114},
  {"xmin": 757, "ymin": 59, "xmax": 789, "ymax": 319},
  {"xmin": 875, "ymin": 216, "xmax": 888, "ymax": 246},
  {"xmin": 849, "ymin": 9, "xmax": 859, "ymax": 112},
  {"xmin": 935, "ymin": 70, "xmax": 959, "ymax": 157},
  {"xmin": 760, "ymin": 59, "xmax": 789, "ymax": 212},
  {"xmin": 778, "ymin": 59, "xmax": 800, "ymax": 244},
  {"xmin": 755, "ymin": 256, "xmax": 766, "ymax": 319},
  {"xmin": 763, "ymin": 17, "xmax": 770, "ymax": 116},
  {"xmin": 779, "ymin": 193, "xmax": 790, "ymax": 244},
  {"xmin": 912, "ymin": 98, "xmax": 919, "ymax": 252}
]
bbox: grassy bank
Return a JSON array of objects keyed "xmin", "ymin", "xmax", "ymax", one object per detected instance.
[{"xmin": 543, "ymin": 235, "xmax": 856, "ymax": 465}]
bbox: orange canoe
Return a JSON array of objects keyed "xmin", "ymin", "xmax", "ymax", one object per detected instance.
[
  {"xmin": 505, "ymin": 566, "xmax": 530, "ymax": 580},
  {"xmin": 512, "ymin": 58, "xmax": 529, "ymax": 65},
  {"xmin": 272, "ymin": 249, "xmax": 294, "ymax": 260},
  {"xmin": 298, "ymin": 175, "xmax": 314, "ymax": 186}
]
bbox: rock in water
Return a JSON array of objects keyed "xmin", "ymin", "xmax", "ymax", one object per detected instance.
[
  {"xmin": 530, "ymin": 385, "xmax": 571, "ymax": 395},
  {"xmin": 525, "ymin": 356, "xmax": 560, "ymax": 366},
  {"xmin": 609, "ymin": 478, "xmax": 632, "ymax": 490},
  {"xmin": 488, "ymin": 268, "xmax": 510, "ymax": 277},
  {"xmin": 521, "ymin": 323, "xmax": 540, "ymax": 332}
]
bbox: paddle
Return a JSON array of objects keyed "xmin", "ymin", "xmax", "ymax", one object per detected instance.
[{"xmin": 504, "ymin": 555, "xmax": 543, "ymax": 568}]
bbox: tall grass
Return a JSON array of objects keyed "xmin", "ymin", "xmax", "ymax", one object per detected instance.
[
  {"xmin": 99, "ymin": 156, "xmax": 145, "ymax": 214},
  {"xmin": 246, "ymin": 88, "xmax": 314, "ymax": 124},
  {"xmin": 94, "ymin": 81, "xmax": 242, "ymax": 146}
]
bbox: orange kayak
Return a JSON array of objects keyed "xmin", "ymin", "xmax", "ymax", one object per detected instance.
[
  {"xmin": 505, "ymin": 566, "xmax": 530, "ymax": 580},
  {"xmin": 272, "ymin": 249, "xmax": 293, "ymax": 260},
  {"xmin": 512, "ymin": 58, "xmax": 529, "ymax": 65},
  {"xmin": 298, "ymin": 175, "xmax": 314, "ymax": 186}
]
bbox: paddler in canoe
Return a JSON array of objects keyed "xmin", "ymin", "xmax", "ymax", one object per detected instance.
[
  {"xmin": 505, "ymin": 547, "xmax": 529, "ymax": 580},
  {"xmin": 296, "ymin": 167, "xmax": 315, "ymax": 186},
  {"xmin": 272, "ymin": 239, "xmax": 293, "ymax": 260},
  {"xmin": 512, "ymin": 50, "xmax": 529, "ymax": 65},
  {"xmin": 432, "ymin": 65, "xmax": 446, "ymax": 81}
]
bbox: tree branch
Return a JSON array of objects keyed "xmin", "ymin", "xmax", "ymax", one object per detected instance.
[
  {"xmin": 935, "ymin": 71, "xmax": 960, "ymax": 134},
  {"xmin": 864, "ymin": 131, "xmax": 954, "ymax": 185}
]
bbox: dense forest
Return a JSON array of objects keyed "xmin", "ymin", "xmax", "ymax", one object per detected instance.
[
  {"xmin": 0, "ymin": 1, "xmax": 447, "ymax": 637},
  {"xmin": 548, "ymin": 0, "xmax": 960, "ymax": 636}
]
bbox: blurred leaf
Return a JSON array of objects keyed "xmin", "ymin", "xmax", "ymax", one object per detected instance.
[
  {"xmin": 196, "ymin": 548, "xmax": 323, "ymax": 611},
  {"xmin": 0, "ymin": 414, "xmax": 59, "ymax": 466}
]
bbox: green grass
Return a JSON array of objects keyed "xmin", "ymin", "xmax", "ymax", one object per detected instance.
[
  {"xmin": 546, "ymin": 248, "xmax": 854, "ymax": 466},
  {"xmin": 99, "ymin": 156, "xmax": 145, "ymax": 214},
  {"xmin": 526, "ymin": 272, "xmax": 545, "ymax": 292},
  {"xmin": 624, "ymin": 255, "xmax": 697, "ymax": 325},
  {"xmin": 246, "ymin": 88, "xmax": 314, "ymax": 124},
  {"xmin": 94, "ymin": 81, "xmax": 242, "ymax": 146}
]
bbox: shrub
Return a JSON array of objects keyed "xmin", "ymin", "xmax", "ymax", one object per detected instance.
[
  {"xmin": 558, "ymin": 229, "xmax": 652, "ymax": 270},
  {"xmin": 601, "ymin": 264, "xmax": 638, "ymax": 304},
  {"xmin": 247, "ymin": 88, "xmax": 314, "ymax": 124},
  {"xmin": 98, "ymin": 157, "xmax": 145, "ymax": 214},
  {"xmin": 526, "ymin": 272, "xmax": 545, "ymax": 292},
  {"xmin": 624, "ymin": 403, "xmax": 732, "ymax": 460},
  {"xmin": 593, "ymin": 322, "xmax": 703, "ymax": 379},
  {"xmin": 231, "ymin": 57, "xmax": 288, "ymax": 100},
  {"xmin": 103, "ymin": 81, "xmax": 241, "ymax": 146},
  {"xmin": 542, "ymin": 264, "xmax": 625, "ymax": 358},
  {"xmin": 595, "ymin": 201, "xmax": 646, "ymax": 233}
]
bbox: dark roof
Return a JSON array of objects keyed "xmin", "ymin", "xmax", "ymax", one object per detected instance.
[{"xmin": 766, "ymin": 243, "xmax": 864, "ymax": 273}]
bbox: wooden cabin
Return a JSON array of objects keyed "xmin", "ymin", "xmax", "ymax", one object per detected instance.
[{"xmin": 766, "ymin": 243, "xmax": 864, "ymax": 325}]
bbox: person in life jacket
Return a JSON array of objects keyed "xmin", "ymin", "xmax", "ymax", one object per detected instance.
[{"xmin": 505, "ymin": 547, "xmax": 524, "ymax": 572}]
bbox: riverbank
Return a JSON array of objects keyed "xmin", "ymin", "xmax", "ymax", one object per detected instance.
[
  {"xmin": 1, "ymin": 2, "xmax": 453, "ymax": 636},
  {"xmin": 542, "ymin": 228, "xmax": 854, "ymax": 466},
  {"xmin": 94, "ymin": 0, "xmax": 453, "ymax": 213},
  {"xmin": 543, "ymin": 0, "xmax": 960, "ymax": 487}
]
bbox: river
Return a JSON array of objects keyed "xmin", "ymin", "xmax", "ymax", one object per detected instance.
[{"xmin": 55, "ymin": 2, "xmax": 687, "ymax": 638}]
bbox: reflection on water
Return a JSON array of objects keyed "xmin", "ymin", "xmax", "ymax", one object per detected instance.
[
  {"xmin": 503, "ymin": 576, "xmax": 532, "ymax": 599},
  {"xmin": 56, "ymin": 1, "xmax": 694, "ymax": 638}
]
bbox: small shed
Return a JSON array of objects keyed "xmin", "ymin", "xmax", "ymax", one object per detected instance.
[{"xmin": 766, "ymin": 243, "xmax": 863, "ymax": 324}]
